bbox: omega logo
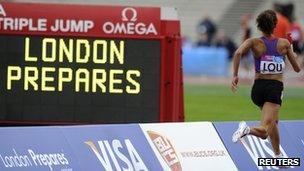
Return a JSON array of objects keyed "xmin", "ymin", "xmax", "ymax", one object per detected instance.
[
  {"xmin": 102, "ymin": 7, "xmax": 157, "ymax": 35},
  {"xmin": 122, "ymin": 7, "xmax": 137, "ymax": 22}
]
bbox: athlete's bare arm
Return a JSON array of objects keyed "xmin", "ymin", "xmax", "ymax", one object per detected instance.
[
  {"xmin": 283, "ymin": 39, "xmax": 301, "ymax": 73},
  {"xmin": 231, "ymin": 38, "xmax": 253, "ymax": 92}
]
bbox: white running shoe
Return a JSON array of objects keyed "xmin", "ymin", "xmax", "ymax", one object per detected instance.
[
  {"xmin": 274, "ymin": 153, "xmax": 284, "ymax": 158},
  {"xmin": 274, "ymin": 153, "xmax": 289, "ymax": 168},
  {"xmin": 232, "ymin": 121, "xmax": 250, "ymax": 143}
]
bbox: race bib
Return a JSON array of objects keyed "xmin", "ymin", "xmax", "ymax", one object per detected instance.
[{"xmin": 260, "ymin": 56, "xmax": 285, "ymax": 74}]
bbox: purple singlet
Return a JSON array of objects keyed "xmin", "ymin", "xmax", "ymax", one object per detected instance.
[{"xmin": 255, "ymin": 37, "xmax": 285, "ymax": 74}]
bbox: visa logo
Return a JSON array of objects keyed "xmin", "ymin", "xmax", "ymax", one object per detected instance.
[{"xmin": 85, "ymin": 139, "xmax": 148, "ymax": 171}]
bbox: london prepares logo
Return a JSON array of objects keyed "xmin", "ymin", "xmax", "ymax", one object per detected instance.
[
  {"xmin": 0, "ymin": 148, "xmax": 71, "ymax": 171},
  {"xmin": 147, "ymin": 131, "xmax": 182, "ymax": 171},
  {"xmin": 85, "ymin": 139, "xmax": 148, "ymax": 171}
]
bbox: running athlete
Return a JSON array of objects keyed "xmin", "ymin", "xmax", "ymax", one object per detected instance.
[{"xmin": 230, "ymin": 10, "xmax": 301, "ymax": 158}]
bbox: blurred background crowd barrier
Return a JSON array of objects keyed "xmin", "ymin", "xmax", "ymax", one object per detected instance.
[{"xmin": 182, "ymin": 47, "xmax": 229, "ymax": 76}]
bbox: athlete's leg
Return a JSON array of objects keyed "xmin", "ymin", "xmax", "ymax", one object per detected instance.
[
  {"xmin": 232, "ymin": 107, "xmax": 267, "ymax": 142},
  {"xmin": 248, "ymin": 106, "xmax": 268, "ymax": 139},
  {"xmin": 264, "ymin": 102, "xmax": 280, "ymax": 156},
  {"xmin": 249, "ymin": 102, "xmax": 280, "ymax": 155},
  {"xmin": 249, "ymin": 126, "xmax": 268, "ymax": 139}
]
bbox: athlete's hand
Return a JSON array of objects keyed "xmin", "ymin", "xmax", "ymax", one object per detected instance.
[
  {"xmin": 231, "ymin": 76, "xmax": 239, "ymax": 93},
  {"xmin": 287, "ymin": 33, "xmax": 293, "ymax": 44}
]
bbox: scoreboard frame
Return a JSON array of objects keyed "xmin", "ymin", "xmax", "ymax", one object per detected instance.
[{"xmin": 0, "ymin": 2, "xmax": 184, "ymax": 125}]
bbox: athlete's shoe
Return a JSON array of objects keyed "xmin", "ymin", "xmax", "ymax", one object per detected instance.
[
  {"xmin": 232, "ymin": 121, "xmax": 250, "ymax": 143},
  {"xmin": 274, "ymin": 153, "xmax": 289, "ymax": 168},
  {"xmin": 274, "ymin": 153, "xmax": 284, "ymax": 158}
]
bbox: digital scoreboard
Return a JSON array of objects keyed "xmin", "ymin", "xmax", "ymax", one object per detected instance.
[{"xmin": 0, "ymin": 2, "xmax": 183, "ymax": 124}]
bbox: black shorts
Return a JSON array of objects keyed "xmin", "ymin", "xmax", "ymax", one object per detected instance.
[{"xmin": 251, "ymin": 79, "xmax": 284, "ymax": 107}]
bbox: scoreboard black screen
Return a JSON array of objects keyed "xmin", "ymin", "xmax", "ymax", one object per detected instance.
[{"xmin": 0, "ymin": 35, "xmax": 160, "ymax": 123}]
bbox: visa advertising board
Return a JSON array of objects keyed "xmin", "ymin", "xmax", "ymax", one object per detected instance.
[
  {"xmin": 61, "ymin": 124, "xmax": 163, "ymax": 171},
  {"xmin": 1, "ymin": 121, "xmax": 303, "ymax": 170},
  {"xmin": 214, "ymin": 121, "xmax": 304, "ymax": 171}
]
